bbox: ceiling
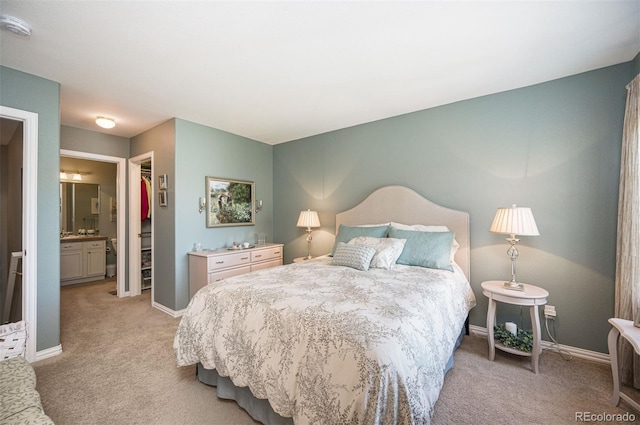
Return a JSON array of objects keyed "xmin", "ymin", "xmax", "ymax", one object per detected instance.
[{"xmin": 0, "ymin": 1, "xmax": 638, "ymax": 145}]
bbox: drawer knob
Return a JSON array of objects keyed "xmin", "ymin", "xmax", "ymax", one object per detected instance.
[
  {"xmin": 241, "ymin": 256, "xmax": 249, "ymax": 260},
  {"xmin": 255, "ymin": 254, "xmax": 262, "ymax": 258},
  {"xmin": 215, "ymin": 261, "xmax": 225, "ymax": 264}
]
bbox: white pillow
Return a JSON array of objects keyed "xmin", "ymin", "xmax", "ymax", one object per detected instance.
[
  {"xmin": 390, "ymin": 222, "xmax": 460, "ymax": 262},
  {"xmin": 348, "ymin": 236, "xmax": 407, "ymax": 270},
  {"xmin": 331, "ymin": 242, "xmax": 376, "ymax": 271}
]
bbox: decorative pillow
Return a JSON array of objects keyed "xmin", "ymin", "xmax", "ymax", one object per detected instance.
[
  {"xmin": 348, "ymin": 237, "xmax": 406, "ymax": 270},
  {"xmin": 390, "ymin": 222, "xmax": 460, "ymax": 262},
  {"xmin": 331, "ymin": 242, "xmax": 376, "ymax": 271},
  {"xmin": 330, "ymin": 224, "xmax": 389, "ymax": 256},
  {"xmin": 388, "ymin": 228, "xmax": 454, "ymax": 272}
]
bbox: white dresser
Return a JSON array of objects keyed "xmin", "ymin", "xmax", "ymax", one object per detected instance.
[{"xmin": 188, "ymin": 243, "xmax": 283, "ymax": 299}]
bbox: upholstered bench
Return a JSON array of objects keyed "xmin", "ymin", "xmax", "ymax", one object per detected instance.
[{"xmin": 0, "ymin": 321, "xmax": 54, "ymax": 425}]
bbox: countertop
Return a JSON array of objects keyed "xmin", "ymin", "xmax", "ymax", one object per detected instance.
[{"xmin": 60, "ymin": 235, "xmax": 108, "ymax": 243}]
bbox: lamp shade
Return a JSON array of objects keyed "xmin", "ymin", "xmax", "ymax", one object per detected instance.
[
  {"xmin": 297, "ymin": 209, "xmax": 320, "ymax": 229},
  {"xmin": 490, "ymin": 204, "xmax": 539, "ymax": 236}
]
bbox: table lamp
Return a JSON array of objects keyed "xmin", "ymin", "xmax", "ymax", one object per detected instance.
[
  {"xmin": 297, "ymin": 209, "xmax": 321, "ymax": 260},
  {"xmin": 490, "ymin": 204, "xmax": 539, "ymax": 291}
]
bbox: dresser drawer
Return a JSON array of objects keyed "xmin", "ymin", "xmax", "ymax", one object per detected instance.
[
  {"xmin": 251, "ymin": 247, "xmax": 282, "ymax": 263},
  {"xmin": 86, "ymin": 240, "xmax": 105, "ymax": 249},
  {"xmin": 60, "ymin": 242, "xmax": 82, "ymax": 251},
  {"xmin": 208, "ymin": 265, "xmax": 252, "ymax": 283},
  {"xmin": 251, "ymin": 258, "xmax": 282, "ymax": 272},
  {"xmin": 189, "ymin": 243, "xmax": 284, "ymax": 299},
  {"xmin": 208, "ymin": 251, "xmax": 251, "ymax": 271}
]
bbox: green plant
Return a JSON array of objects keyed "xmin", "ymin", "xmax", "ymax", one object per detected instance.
[{"xmin": 494, "ymin": 324, "xmax": 533, "ymax": 352}]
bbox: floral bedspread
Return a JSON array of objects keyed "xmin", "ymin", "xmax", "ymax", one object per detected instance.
[{"xmin": 174, "ymin": 257, "xmax": 476, "ymax": 425}]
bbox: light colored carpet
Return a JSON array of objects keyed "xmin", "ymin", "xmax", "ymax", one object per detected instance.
[{"xmin": 32, "ymin": 280, "xmax": 638, "ymax": 425}]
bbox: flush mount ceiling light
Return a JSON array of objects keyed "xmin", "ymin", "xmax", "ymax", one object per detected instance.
[
  {"xmin": 95, "ymin": 116, "xmax": 116, "ymax": 129},
  {"xmin": 0, "ymin": 14, "xmax": 32, "ymax": 37}
]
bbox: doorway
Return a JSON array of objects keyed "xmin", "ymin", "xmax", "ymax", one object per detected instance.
[
  {"xmin": 128, "ymin": 152, "xmax": 154, "ymax": 299},
  {"xmin": 0, "ymin": 106, "xmax": 38, "ymax": 362},
  {"xmin": 60, "ymin": 150, "xmax": 127, "ymax": 297}
]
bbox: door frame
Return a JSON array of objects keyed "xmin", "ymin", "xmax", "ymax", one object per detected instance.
[
  {"xmin": 0, "ymin": 106, "xmax": 38, "ymax": 362},
  {"xmin": 60, "ymin": 150, "xmax": 127, "ymax": 297},
  {"xmin": 128, "ymin": 152, "xmax": 154, "ymax": 298}
]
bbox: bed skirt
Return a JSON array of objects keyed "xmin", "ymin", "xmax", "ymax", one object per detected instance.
[{"xmin": 196, "ymin": 322, "xmax": 467, "ymax": 425}]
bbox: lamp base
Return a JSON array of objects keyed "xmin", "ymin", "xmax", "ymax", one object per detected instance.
[{"xmin": 503, "ymin": 281, "xmax": 525, "ymax": 291}]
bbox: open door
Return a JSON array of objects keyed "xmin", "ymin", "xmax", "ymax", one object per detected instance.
[{"xmin": 128, "ymin": 153, "xmax": 154, "ymax": 298}]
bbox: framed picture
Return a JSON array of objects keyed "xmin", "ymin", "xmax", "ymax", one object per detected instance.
[
  {"xmin": 635, "ymin": 310, "xmax": 640, "ymax": 328},
  {"xmin": 159, "ymin": 190, "xmax": 168, "ymax": 207},
  {"xmin": 158, "ymin": 174, "xmax": 168, "ymax": 190},
  {"xmin": 206, "ymin": 177, "xmax": 255, "ymax": 228}
]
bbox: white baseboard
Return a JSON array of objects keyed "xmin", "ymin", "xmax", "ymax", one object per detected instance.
[
  {"xmin": 468, "ymin": 325, "xmax": 610, "ymax": 364},
  {"xmin": 152, "ymin": 301, "xmax": 185, "ymax": 318},
  {"xmin": 35, "ymin": 344, "xmax": 62, "ymax": 362}
]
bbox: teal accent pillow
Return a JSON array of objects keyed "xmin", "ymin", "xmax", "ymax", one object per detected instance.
[
  {"xmin": 330, "ymin": 224, "xmax": 389, "ymax": 256},
  {"xmin": 331, "ymin": 242, "xmax": 376, "ymax": 271},
  {"xmin": 388, "ymin": 228, "xmax": 454, "ymax": 272}
]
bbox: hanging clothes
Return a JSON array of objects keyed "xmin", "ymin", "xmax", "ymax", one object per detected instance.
[
  {"xmin": 141, "ymin": 177, "xmax": 149, "ymax": 220},
  {"xmin": 143, "ymin": 175, "xmax": 152, "ymax": 219}
]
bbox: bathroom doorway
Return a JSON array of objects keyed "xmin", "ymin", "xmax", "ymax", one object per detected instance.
[{"xmin": 60, "ymin": 150, "xmax": 127, "ymax": 297}]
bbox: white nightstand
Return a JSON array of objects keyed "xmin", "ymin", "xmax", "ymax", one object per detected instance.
[
  {"xmin": 481, "ymin": 280, "xmax": 549, "ymax": 374},
  {"xmin": 607, "ymin": 318, "xmax": 640, "ymax": 412}
]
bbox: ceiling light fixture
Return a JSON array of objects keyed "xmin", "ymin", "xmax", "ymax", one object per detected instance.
[
  {"xmin": 0, "ymin": 14, "xmax": 32, "ymax": 37},
  {"xmin": 95, "ymin": 116, "xmax": 116, "ymax": 129}
]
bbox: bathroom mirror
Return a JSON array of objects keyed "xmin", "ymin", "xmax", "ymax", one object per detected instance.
[{"xmin": 60, "ymin": 182, "xmax": 100, "ymax": 234}]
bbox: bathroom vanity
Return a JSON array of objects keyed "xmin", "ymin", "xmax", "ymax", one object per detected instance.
[{"xmin": 60, "ymin": 236, "xmax": 107, "ymax": 285}]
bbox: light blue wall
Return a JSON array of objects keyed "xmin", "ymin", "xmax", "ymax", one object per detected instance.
[
  {"xmin": 273, "ymin": 62, "xmax": 635, "ymax": 353},
  {"xmin": 0, "ymin": 66, "xmax": 61, "ymax": 351},
  {"xmin": 174, "ymin": 118, "xmax": 273, "ymax": 310}
]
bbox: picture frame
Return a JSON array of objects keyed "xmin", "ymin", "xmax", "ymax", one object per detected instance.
[
  {"xmin": 159, "ymin": 190, "xmax": 168, "ymax": 207},
  {"xmin": 634, "ymin": 310, "xmax": 640, "ymax": 328},
  {"xmin": 206, "ymin": 176, "xmax": 255, "ymax": 228},
  {"xmin": 158, "ymin": 174, "xmax": 168, "ymax": 190}
]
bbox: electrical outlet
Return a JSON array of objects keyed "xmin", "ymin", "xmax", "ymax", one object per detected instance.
[{"xmin": 544, "ymin": 305, "xmax": 556, "ymax": 319}]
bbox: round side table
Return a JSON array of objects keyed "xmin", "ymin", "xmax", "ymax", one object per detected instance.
[{"xmin": 481, "ymin": 280, "xmax": 549, "ymax": 374}]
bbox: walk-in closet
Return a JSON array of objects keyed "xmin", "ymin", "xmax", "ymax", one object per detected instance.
[{"xmin": 140, "ymin": 162, "xmax": 152, "ymax": 291}]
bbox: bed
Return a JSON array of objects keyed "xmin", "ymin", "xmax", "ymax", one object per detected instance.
[{"xmin": 174, "ymin": 186, "xmax": 476, "ymax": 424}]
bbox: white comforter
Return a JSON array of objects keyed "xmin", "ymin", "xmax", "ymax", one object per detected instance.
[{"xmin": 174, "ymin": 257, "xmax": 476, "ymax": 425}]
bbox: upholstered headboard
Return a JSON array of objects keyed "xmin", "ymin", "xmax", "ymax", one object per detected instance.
[{"xmin": 335, "ymin": 186, "xmax": 470, "ymax": 281}]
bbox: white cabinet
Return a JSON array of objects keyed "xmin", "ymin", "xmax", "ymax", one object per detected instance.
[
  {"xmin": 60, "ymin": 242, "xmax": 83, "ymax": 281},
  {"xmin": 188, "ymin": 243, "xmax": 283, "ymax": 299},
  {"xmin": 61, "ymin": 238, "xmax": 106, "ymax": 285},
  {"xmin": 86, "ymin": 240, "xmax": 106, "ymax": 277}
]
